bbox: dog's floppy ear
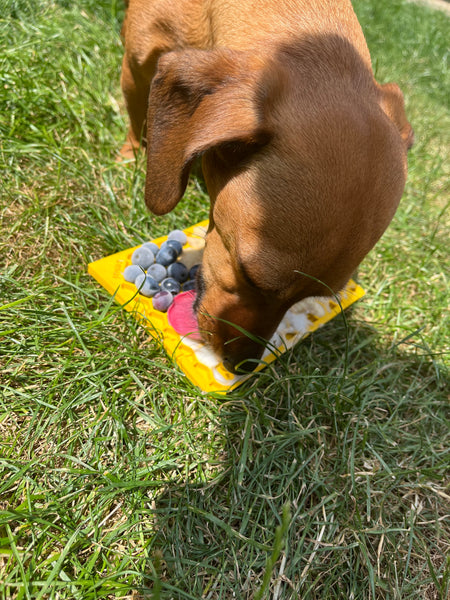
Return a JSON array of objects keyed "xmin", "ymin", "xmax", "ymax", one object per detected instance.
[{"xmin": 144, "ymin": 49, "xmax": 273, "ymax": 215}]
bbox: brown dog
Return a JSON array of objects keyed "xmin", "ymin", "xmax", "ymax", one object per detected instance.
[{"xmin": 120, "ymin": 0, "xmax": 413, "ymax": 372}]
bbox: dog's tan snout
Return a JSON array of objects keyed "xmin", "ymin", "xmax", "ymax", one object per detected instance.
[
  {"xmin": 193, "ymin": 227, "xmax": 286, "ymax": 371},
  {"xmin": 195, "ymin": 294, "xmax": 274, "ymax": 373}
]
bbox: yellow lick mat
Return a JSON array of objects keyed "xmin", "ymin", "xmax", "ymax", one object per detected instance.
[{"xmin": 88, "ymin": 220, "xmax": 365, "ymax": 393}]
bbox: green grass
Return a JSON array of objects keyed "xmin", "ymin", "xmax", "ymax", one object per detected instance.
[{"xmin": 0, "ymin": 0, "xmax": 448, "ymax": 598}]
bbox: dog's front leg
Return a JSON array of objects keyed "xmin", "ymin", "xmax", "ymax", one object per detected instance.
[{"xmin": 119, "ymin": 53, "xmax": 154, "ymax": 159}]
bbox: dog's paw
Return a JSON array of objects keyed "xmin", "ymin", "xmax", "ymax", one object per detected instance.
[{"xmin": 117, "ymin": 141, "xmax": 141, "ymax": 162}]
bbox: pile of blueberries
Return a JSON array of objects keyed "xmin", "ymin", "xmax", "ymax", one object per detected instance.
[{"xmin": 122, "ymin": 229, "xmax": 200, "ymax": 312}]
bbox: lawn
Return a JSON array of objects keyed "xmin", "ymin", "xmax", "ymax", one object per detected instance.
[{"xmin": 0, "ymin": 0, "xmax": 448, "ymax": 598}]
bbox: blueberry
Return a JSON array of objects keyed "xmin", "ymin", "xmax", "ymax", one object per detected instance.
[
  {"xmin": 147, "ymin": 263, "xmax": 167, "ymax": 283},
  {"xmin": 152, "ymin": 290, "xmax": 173, "ymax": 312},
  {"xmin": 182, "ymin": 280, "xmax": 196, "ymax": 291},
  {"xmin": 134, "ymin": 273, "xmax": 146, "ymax": 289},
  {"xmin": 160, "ymin": 277, "xmax": 181, "ymax": 295},
  {"xmin": 123, "ymin": 264, "xmax": 144, "ymax": 283},
  {"xmin": 135, "ymin": 274, "xmax": 160, "ymax": 297},
  {"xmin": 167, "ymin": 229, "xmax": 187, "ymax": 246},
  {"xmin": 167, "ymin": 262, "xmax": 188, "ymax": 283},
  {"xmin": 188, "ymin": 264, "xmax": 200, "ymax": 280},
  {"xmin": 131, "ymin": 246, "xmax": 155, "ymax": 270},
  {"xmin": 141, "ymin": 241, "xmax": 159, "ymax": 256},
  {"xmin": 155, "ymin": 246, "xmax": 178, "ymax": 266},
  {"xmin": 161, "ymin": 239, "xmax": 183, "ymax": 256}
]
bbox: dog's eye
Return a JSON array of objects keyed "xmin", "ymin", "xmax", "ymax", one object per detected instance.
[
  {"xmin": 214, "ymin": 141, "xmax": 256, "ymax": 169},
  {"xmin": 237, "ymin": 256, "xmax": 259, "ymax": 290},
  {"xmin": 237, "ymin": 252, "xmax": 286, "ymax": 294}
]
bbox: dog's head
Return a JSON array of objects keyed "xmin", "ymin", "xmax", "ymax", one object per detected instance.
[{"xmin": 144, "ymin": 39, "xmax": 413, "ymax": 372}]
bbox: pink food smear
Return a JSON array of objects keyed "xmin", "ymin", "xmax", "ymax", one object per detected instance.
[{"xmin": 167, "ymin": 290, "xmax": 202, "ymax": 341}]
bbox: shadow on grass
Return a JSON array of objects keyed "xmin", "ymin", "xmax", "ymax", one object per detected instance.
[{"xmin": 131, "ymin": 315, "xmax": 449, "ymax": 599}]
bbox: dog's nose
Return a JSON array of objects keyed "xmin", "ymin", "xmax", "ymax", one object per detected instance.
[
  {"xmin": 223, "ymin": 356, "xmax": 257, "ymax": 375},
  {"xmin": 223, "ymin": 356, "xmax": 236, "ymax": 373}
]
